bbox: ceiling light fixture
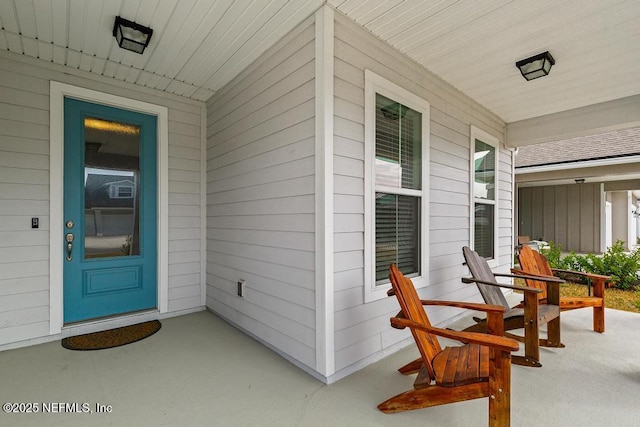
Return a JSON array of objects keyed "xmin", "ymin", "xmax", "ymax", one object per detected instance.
[
  {"xmin": 112, "ymin": 16, "xmax": 153, "ymax": 54},
  {"xmin": 515, "ymin": 51, "xmax": 555, "ymax": 81}
]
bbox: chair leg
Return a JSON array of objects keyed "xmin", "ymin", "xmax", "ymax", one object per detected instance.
[
  {"xmin": 593, "ymin": 305, "xmax": 605, "ymax": 333},
  {"xmin": 545, "ymin": 314, "xmax": 562, "ymax": 347},
  {"xmin": 544, "ymin": 281, "xmax": 562, "ymax": 348},
  {"xmin": 488, "ymin": 349, "xmax": 511, "ymax": 427},
  {"xmin": 539, "ymin": 337, "xmax": 565, "ymax": 348},
  {"xmin": 397, "ymin": 358, "xmax": 423, "ymax": 375},
  {"xmin": 503, "ymin": 332, "xmax": 525, "ymax": 343},
  {"xmin": 378, "ymin": 382, "xmax": 488, "ymax": 413},
  {"xmin": 523, "ymin": 292, "xmax": 541, "ymax": 366},
  {"xmin": 468, "ymin": 318, "xmax": 543, "ymax": 367},
  {"xmin": 593, "ymin": 277, "xmax": 606, "ymax": 333},
  {"xmin": 511, "ymin": 355, "xmax": 542, "ymax": 368}
]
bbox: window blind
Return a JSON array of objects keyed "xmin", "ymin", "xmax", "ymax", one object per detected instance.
[{"xmin": 374, "ymin": 93, "xmax": 422, "ymax": 282}]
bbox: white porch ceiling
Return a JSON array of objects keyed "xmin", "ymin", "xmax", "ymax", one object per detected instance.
[{"xmin": 1, "ymin": 0, "xmax": 638, "ymax": 124}]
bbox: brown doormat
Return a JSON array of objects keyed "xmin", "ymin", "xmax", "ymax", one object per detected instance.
[{"xmin": 61, "ymin": 320, "xmax": 161, "ymax": 351}]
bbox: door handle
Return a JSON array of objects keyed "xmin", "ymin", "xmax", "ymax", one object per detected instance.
[{"xmin": 65, "ymin": 233, "xmax": 75, "ymax": 261}]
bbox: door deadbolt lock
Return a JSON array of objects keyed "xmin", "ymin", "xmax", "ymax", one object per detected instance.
[{"xmin": 66, "ymin": 220, "xmax": 74, "ymax": 229}]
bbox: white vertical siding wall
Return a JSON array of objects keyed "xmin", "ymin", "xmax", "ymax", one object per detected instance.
[
  {"xmin": 332, "ymin": 14, "xmax": 510, "ymax": 375},
  {"xmin": 205, "ymin": 17, "xmax": 317, "ymax": 370},
  {"xmin": 0, "ymin": 51, "xmax": 205, "ymax": 346}
]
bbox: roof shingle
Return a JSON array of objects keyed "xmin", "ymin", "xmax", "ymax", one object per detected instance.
[{"xmin": 515, "ymin": 127, "xmax": 640, "ymax": 168}]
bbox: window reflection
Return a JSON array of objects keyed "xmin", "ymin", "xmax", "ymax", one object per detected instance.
[
  {"xmin": 473, "ymin": 137, "xmax": 496, "ymax": 259},
  {"xmin": 84, "ymin": 117, "xmax": 140, "ymax": 259},
  {"xmin": 474, "ymin": 140, "xmax": 495, "ymax": 200}
]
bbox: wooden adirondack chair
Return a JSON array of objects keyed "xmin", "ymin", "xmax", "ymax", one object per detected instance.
[
  {"xmin": 461, "ymin": 246, "xmax": 563, "ymax": 368},
  {"xmin": 515, "ymin": 244, "xmax": 609, "ymax": 332},
  {"xmin": 380, "ymin": 264, "xmax": 519, "ymax": 427}
]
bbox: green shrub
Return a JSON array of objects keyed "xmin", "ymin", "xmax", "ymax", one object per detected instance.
[
  {"xmin": 540, "ymin": 240, "xmax": 640, "ymax": 290},
  {"xmin": 540, "ymin": 242, "xmax": 580, "ymax": 271},
  {"xmin": 590, "ymin": 241, "xmax": 640, "ymax": 290},
  {"xmin": 540, "ymin": 241, "xmax": 563, "ymax": 268}
]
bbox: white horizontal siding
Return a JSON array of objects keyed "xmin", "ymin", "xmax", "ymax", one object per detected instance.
[
  {"xmin": 0, "ymin": 57, "xmax": 51, "ymax": 343},
  {"xmin": 497, "ymin": 148, "xmax": 515, "ymax": 268},
  {"xmin": 166, "ymin": 100, "xmax": 203, "ymax": 312},
  {"xmin": 206, "ymin": 17, "xmax": 317, "ymax": 370},
  {"xmin": 332, "ymin": 13, "xmax": 508, "ymax": 374},
  {"xmin": 0, "ymin": 50, "xmax": 205, "ymax": 345}
]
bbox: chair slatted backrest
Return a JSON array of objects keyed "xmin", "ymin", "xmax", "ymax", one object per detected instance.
[
  {"xmin": 517, "ymin": 245, "xmax": 549, "ymax": 300},
  {"xmin": 462, "ymin": 246, "xmax": 510, "ymax": 309},
  {"xmin": 389, "ymin": 264, "xmax": 442, "ymax": 381}
]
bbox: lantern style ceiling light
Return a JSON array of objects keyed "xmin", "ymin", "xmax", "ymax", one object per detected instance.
[
  {"xmin": 515, "ymin": 51, "xmax": 555, "ymax": 81},
  {"xmin": 112, "ymin": 16, "xmax": 153, "ymax": 54}
]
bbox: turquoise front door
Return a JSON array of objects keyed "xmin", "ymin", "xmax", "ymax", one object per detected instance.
[{"xmin": 63, "ymin": 98, "xmax": 157, "ymax": 324}]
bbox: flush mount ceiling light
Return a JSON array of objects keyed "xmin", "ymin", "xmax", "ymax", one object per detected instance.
[
  {"xmin": 112, "ymin": 16, "xmax": 153, "ymax": 54},
  {"xmin": 515, "ymin": 51, "xmax": 555, "ymax": 81}
]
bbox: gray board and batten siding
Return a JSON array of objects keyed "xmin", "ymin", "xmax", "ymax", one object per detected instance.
[{"xmin": 518, "ymin": 184, "xmax": 601, "ymax": 254}]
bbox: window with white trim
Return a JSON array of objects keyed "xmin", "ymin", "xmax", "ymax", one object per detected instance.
[
  {"xmin": 108, "ymin": 182, "xmax": 135, "ymax": 199},
  {"xmin": 470, "ymin": 126, "xmax": 499, "ymax": 265},
  {"xmin": 365, "ymin": 70, "xmax": 429, "ymax": 302}
]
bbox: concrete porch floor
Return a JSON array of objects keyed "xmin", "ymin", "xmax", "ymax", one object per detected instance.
[{"xmin": 1, "ymin": 307, "xmax": 639, "ymax": 427}]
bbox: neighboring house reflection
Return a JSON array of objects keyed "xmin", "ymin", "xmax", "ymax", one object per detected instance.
[{"xmin": 84, "ymin": 171, "xmax": 137, "ymax": 257}]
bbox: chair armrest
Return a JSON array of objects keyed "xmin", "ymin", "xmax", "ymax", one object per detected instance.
[
  {"xmin": 390, "ymin": 317, "xmax": 519, "ymax": 352},
  {"xmin": 551, "ymin": 269, "xmax": 612, "ymax": 281},
  {"xmin": 509, "ymin": 269, "xmax": 565, "ymax": 283},
  {"xmin": 387, "ymin": 300, "xmax": 505, "ymax": 331},
  {"xmin": 462, "ymin": 277, "xmax": 543, "ymax": 294},
  {"xmin": 495, "ymin": 271, "xmax": 564, "ymax": 283},
  {"xmin": 419, "ymin": 299, "xmax": 506, "ymax": 314}
]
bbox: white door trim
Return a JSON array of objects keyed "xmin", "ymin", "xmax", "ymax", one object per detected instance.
[{"xmin": 49, "ymin": 81, "xmax": 169, "ymax": 334}]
